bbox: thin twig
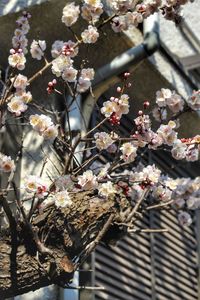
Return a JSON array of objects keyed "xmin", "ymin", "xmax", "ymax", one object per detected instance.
[
  {"xmin": 128, "ymin": 228, "xmax": 168, "ymax": 233},
  {"xmin": 126, "ymin": 189, "xmax": 149, "ymax": 223},
  {"xmin": 146, "ymin": 199, "xmax": 174, "ymax": 210},
  {"xmin": 64, "ymin": 286, "xmax": 105, "ymax": 290}
]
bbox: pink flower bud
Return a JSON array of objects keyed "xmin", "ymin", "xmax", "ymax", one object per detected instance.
[
  {"xmin": 138, "ymin": 110, "xmax": 143, "ymax": 116},
  {"xmin": 143, "ymin": 101, "xmax": 150, "ymax": 109},
  {"xmin": 10, "ymin": 49, "xmax": 15, "ymax": 54},
  {"xmin": 124, "ymin": 72, "xmax": 130, "ymax": 78}
]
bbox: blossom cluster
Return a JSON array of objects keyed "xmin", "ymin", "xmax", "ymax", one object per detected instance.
[
  {"xmin": 94, "ymin": 132, "xmax": 115, "ymax": 150},
  {"xmin": 29, "ymin": 114, "xmax": 58, "ymax": 140},
  {"xmin": 24, "ymin": 175, "xmax": 48, "ymax": 199},
  {"xmin": 51, "ymin": 39, "xmax": 95, "ymax": 93},
  {"xmin": 81, "ymin": 0, "xmax": 104, "ymax": 24},
  {"xmin": 107, "ymin": 0, "xmax": 192, "ymax": 29},
  {"xmin": 62, "ymin": 1, "xmax": 104, "ymax": 27},
  {"xmin": 0, "ymin": 152, "xmax": 15, "ymax": 173},
  {"xmin": 153, "ymin": 175, "xmax": 200, "ymax": 226},
  {"xmin": 8, "ymin": 11, "xmax": 31, "ymax": 70},
  {"xmin": 120, "ymin": 142, "xmax": 138, "ymax": 163},
  {"xmin": 101, "ymin": 94, "xmax": 130, "ymax": 124},
  {"xmin": 7, "ymin": 74, "xmax": 32, "ymax": 116}
]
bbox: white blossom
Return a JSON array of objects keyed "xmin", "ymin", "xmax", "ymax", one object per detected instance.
[
  {"xmin": 178, "ymin": 211, "xmax": 192, "ymax": 227},
  {"xmin": 8, "ymin": 52, "xmax": 26, "ymax": 70},
  {"xmin": 77, "ymin": 77, "xmax": 91, "ymax": 93},
  {"xmin": 51, "ymin": 55, "xmax": 73, "ymax": 77},
  {"xmin": 98, "ymin": 181, "xmax": 117, "ymax": 198},
  {"xmin": 152, "ymin": 107, "xmax": 167, "ymax": 122},
  {"xmin": 81, "ymin": 1, "xmax": 103, "ymax": 23},
  {"xmin": 187, "ymin": 196, "xmax": 200, "ymax": 210},
  {"xmin": 62, "ymin": 67, "xmax": 78, "ymax": 82},
  {"xmin": 0, "ymin": 153, "xmax": 15, "ymax": 173},
  {"xmin": 81, "ymin": 25, "xmax": 99, "ymax": 43},
  {"xmin": 54, "ymin": 190, "xmax": 72, "ymax": 208},
  {"xmin": 30, "ymin": 40, "xmax": 46, "ymax": 60},
  {"xmin": 111, "ymin": 16, "xmax": 127, "ymax": 32},
  {"xmin": 51, "ymin": 40, "xmax": 64, "ymax": 58},
  {"xmin": 42, "ymin": 125, "xmax": 58, "ymax": 140},
  {"xmin": 187, "ymin": 90, "xmax": 200, "ymax": 110},
  {"xmin": 81, "ymin": 68, "xmax": 95, "ymax": 81},
  {"xmin": 78, "ymin": 170, "xmax": 97, "ymax": 190},
  {"xmin": 7, "ymin": 97, "xmax": 28, "ymax": 116},
  {"xmin": 171, "ymin": 139, "xmax": 187, "ymax": 160},
  {"xmin": 24, "ymin": 175, "xmax": 48, "ymax": 198},
  {"xmin": 94, "ymin": 132, "xmax": 114, "ymax": 150},
  {"xmin": 29, "ymin": 114, "xmax": 58, "ymax": 140},
  {"xmin": 152, "ymin": 185, "xmax": 172, "ymax": 202},
  {"xmin": 166, "ymin": 93, "xmax": 184, "ymax": 113},
  {"xmin": 18, "ymin": 91, "xmax": 32, "ymax": 103},
  {"xmin": 185, "ymin": 145, "xmax": 199, "ymax": 162},
  {"xmin": 156, "ymin": 88, "xmax": 172, "ymax": 107},
  {"xmin": 62, "ymin": 2, "xmax": 80, "ymax": 27},
  {"xmin": 125, "ymin": 11, "xmax": 143, "ymax": 27},
  {"xmin": 13, "ymin": 74, "xmax": 28, "ymax": 91},
  {"xmin": 120, "ymin": 142, "xmax": 137, "ymax": 163},
  {"xmin": 157, "ymin": 121, "xmax": 177, "ymax": 146},
  {"xmin": 101, "ymin": 100, "xmax": 118, "ymax": 117}
]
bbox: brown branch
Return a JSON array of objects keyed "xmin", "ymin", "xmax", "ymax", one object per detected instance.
[
  {"xmin": 126, "ymin": 189, "xmax": 149, "ymax": 223},
  {"xmin": 128, "ymin": 228, "xmax": 168, "ymax": 233},
  {"xmin": 146, "ymin": 199, "xmax": 174, "ymax": 210},
  {"xmin": 28, "ymin": 61, "xmax": 52, "ymax": 84},
  {"xmin": 74, "ymin": 213, "xmax": 114, "ymax": 270}
]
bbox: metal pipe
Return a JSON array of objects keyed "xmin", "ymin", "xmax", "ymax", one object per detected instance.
[{"xmin": 83, "ymin": 13, "xmax": 160, "ymax": 131}]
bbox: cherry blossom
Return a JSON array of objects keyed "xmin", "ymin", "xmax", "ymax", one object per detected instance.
[
  {"xmin": 30, "ymin": 40, "xmax": 46, "ymax": 60},
  {"xmin": 76, "ymin": 68, "xmax": 95, "ymax": 93},
  {"xmin": 77, "ymin": 170, "xmax": 98, "ymax": 190},
  {"xmin": 62, "ymin": 2, "xmax": 80, "ymax": 27},
  {"xmin": 152, "ymin": 185, "xmax": 172, "ymax": 202},
  {"xmin": 13, "ymin": 74, "xmax": 28, "ymax": 91},
  {"xmin": 101, "ymin": 94, "xmax": 130, "ymax": 120},
  {"xmin": 54, "ymin": 190, "xmax": 72, "ymax": 208},
  {"xmin": 7, "ymin": 97, "xmax": 28, "ymax": 116},
  {"xmin": 62, "ymin": 67, "xmax": 78, "ymax": 82},
  {"xmin": 8, "ymin": 50, "xmax": 26, "ymax": 70},
  {"xmin": 178, "ymin": 211, "xmax": 192, "ymax": 227},
  {"xmin": 29, "ymin": 114, "xmax": 58, "ymax": 140},
  {"xmin": 94, "ymin": 132, "xmax": 115, "ymax": 150},
  {"xmin": 51, "ymin": 54, "xmax": 73, "ymax": 77},
  {"xmin": 24, "ymin": 175, "xmax": 48, "ymax": 198},
  {"xmin": 81, "ymin": 0, "xmax": 103, "ymax": 23},
  {"xmin": 157, "ymin": 121, "xmax": 177, "ymax": 146},
  {"xmin": 81, "ymin": 25, "xmax": 99, "ymax": 43},
  {"xmin": 98, "ymin": 181, "xmax": 117, "ymax": 198},
  {"xmin": 120, "ymin": 142, "xmax": 138, "ymax": 163},
  {"xmin": 171, "ymin": 139, "xmax": 187, "ymax": 160},
  {"xmin": 187, "ymin": 90, "xmax": 200, "ymax": 110},
  {"xmin": 0, "ymin": 153, "xmax": 15, "ymax": 173}
]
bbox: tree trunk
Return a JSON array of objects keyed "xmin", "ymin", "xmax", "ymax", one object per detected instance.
[{"xmin": 0, "ymin": 190, "xmax": 130, "ymax": 299}]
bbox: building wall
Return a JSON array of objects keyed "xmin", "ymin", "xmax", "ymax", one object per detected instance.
[{"xmin": 1, "ymin": 0, "xmax": 200, "ymax": 299}]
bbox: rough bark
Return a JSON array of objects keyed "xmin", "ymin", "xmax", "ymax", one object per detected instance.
[{"xmin": 0, "ymin": 190, "xmax": 130, "ymax": 299}]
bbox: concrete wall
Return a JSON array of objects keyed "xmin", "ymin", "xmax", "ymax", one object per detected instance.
[{"xmin": 0, "ymin": 0, "xmax": 47, "ymax": 16}]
